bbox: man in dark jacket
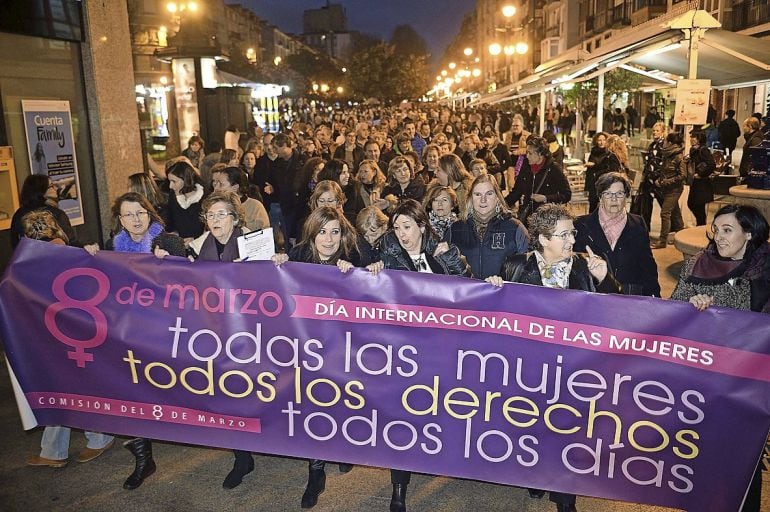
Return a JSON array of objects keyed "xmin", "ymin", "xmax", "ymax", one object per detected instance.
[
  {"xmin": 718, "ymin": 109, "xmax": 741, "ymax": 155},
  {"xmin": 738, "ymin": 117, "xmax": 763, "ymax": 177},
  {"xmin": 268, "ymin": 133, "xmax": 304, "ymax": 247}
]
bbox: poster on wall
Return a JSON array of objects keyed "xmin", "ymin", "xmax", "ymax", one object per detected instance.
[
  {"xmin": 21, "ymin": 99, "xmax": 84, "ymax": 226},
  {"xmin": 172, "ymin": 58, "xmax": 200, "ymax": 148},
  {"xmin": 673, "ymin": 79, "xmax": 711, "ymax": 126}
]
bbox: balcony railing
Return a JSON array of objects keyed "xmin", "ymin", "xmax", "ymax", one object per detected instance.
[
  {"xmin": 633, "ymin": 0, "xmax": 667, "ymax": 10},
  {"xmin": 731, "ymin": 0, "xmax": 770, "ymax": 31}
]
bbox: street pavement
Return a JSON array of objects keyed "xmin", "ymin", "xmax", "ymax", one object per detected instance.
[{"xmin": 1, "ymin": 211, "xmax": 768, "ymax": 511}]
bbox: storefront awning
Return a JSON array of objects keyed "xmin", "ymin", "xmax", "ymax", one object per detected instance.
[{"xmin": 474, "ymin": 10, "xmax": 770, "ymax": 105}]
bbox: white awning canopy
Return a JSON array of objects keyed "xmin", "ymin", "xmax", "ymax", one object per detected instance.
[{"xmin": 471, "ymin": 10, "xmax": 770, "ymax": 105}]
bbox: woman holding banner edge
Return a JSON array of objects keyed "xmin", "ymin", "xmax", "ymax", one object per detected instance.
[
  {"xmin": 670, "ymin": 204, "xmax": 770, "ymax": 512},
  {"xmin": 84, "ymin": 192, "xmax": 186, "ymax": 490}
]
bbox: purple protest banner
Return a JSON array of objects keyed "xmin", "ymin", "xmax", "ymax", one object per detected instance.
[{"xmin": 1, "ymin": 239, "xmax": 769, "ymax": 511}]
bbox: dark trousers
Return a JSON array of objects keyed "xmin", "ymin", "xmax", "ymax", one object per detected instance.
[
  {"xmin": 391, "ymin": 469, "xmax": 411, "ymax": 485},
  {"xmin": 550, "ymin": 491, "xmax": 577, "ymax": 507},
  {"xmin": 658, "ymin": 188, "xmax": 684, "ymax": 241},
  {"xmin": 687, "ymin": 197, "xmax": 708, "ymax": 226}
]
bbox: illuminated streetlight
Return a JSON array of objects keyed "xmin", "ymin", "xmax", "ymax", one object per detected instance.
[
  {"xmin": 464, "ymin": 47, "xmax": 473, "ymax": 56},
  {"xmin": 441, "ymin": 70, "xmax": 448, "ymax": 77},
  {"xmin": 448, "ymin": 62, "xmax": 456, "ymax": 69},
  {"xmin": 336, "ymin": 86, "xmax": 344, "ymax": 94},
  {"xmin": 489, "ymin": 43, "xmax": 502, "ymax": 56},
  {"xmin": 274, "ymin": 56, "xmax": 282, "ymax": 66},
  {"xmin": 320, "ymin": 83, "xmax": 329, "ymax": 93},
  {"xmin": 312, "ymin": 83, "xmax": 319, "ymax": 92},
  {"xmin": 187, "ymin": 1, "xmax": 198, "ymax": 12},
  {"xmin": 516, "ymin": 42, "xmax": 529, "ymax": 54},
  {"xmin": 342, "ymin": 67, "xmax": 347, "ymax": 73},
  {"xmin": 159, "ymin": 76, "xmax": 169, "ymax": 85},
  {"xmin": 502, "ymin": 5, "xmax": 517, "ymax": 17},
  {"xmin": 436, "ymin": 75, "xmax": 442, "ymax": 81},
  {"xmin": 166, "ymin": 2, "xmax": 178, "ymax": 13},
  {"xmin": 504, "ymin": 45, "xmax": 515, "ymax": 56},
  {"xmin": 472, "ymin": 68, "xmax": 481, "ymax": 77}
]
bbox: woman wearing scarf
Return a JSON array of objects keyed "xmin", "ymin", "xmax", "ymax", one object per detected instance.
[
  {"xmin": 506, "ymin": 136, "xmax": 572, "ymax": 226},
  {"xmin": 164, "ymin": 159, "xmax": 207, "ymax": 244},
  {"xmin": 444, "ymin": 174, "xmax": 529, "ymax": 279},
  {"xmin": 86, "ymin": 192, "xmax": 186, "ymax": 490},
  {"xmin": 671, "ymin": 204, "xmax": 769, "ymax": 512},
  {"xmin": 574, "ymin": 173, "xmax": 660, "ymax": 296},
  {"xmin": 366, "ymin": 198, "xmax": 471, "ymax": 512},
  {"xmin": 187, "ymin": 191, "xmax": 260, "ymax": 489},
  {"xmin": 487, "ymin": 203, "xmax": 622, "ymax": 512},
  {"xmin": 422, "ymin": 183, "xmax": 459, "ymax": 239}
]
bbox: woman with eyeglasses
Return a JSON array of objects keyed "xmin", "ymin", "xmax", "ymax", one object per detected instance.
[
  {"xmin": 487, "ymin": 203, "xmax": 620, "ymax": 512},
  {"xmin": 11, "ymin": 174, "xmax": 78, "ymax": 248},
  {"xmin": 187, "ymin": 191, "xmax": 265, "ymax": 489},
  {"xmin": 366, "ymin": 198, "xmax": 471, "ymax": 512},
  {"xmin": 574, "ymin": 173, "xmax": 660, "ymax": 296},
  {"xmin": 84, "ymin": 192, "xmax": 186, "ymax": 489}
]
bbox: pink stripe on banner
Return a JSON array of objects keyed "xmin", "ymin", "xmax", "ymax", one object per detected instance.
[
  {"xmin": 27, "ymin": 392, "xmax": 261, "ymax": 433},
  {"xmin": 291, "ymin": 294, "xmax": 770, "ymax": 383}
]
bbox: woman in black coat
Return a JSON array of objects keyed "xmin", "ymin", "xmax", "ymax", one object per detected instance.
[
  {"xmin": 686, "ymin": 131, "xmax": 717, "ymax": 226},
  {"xmin": 506, "ymin": 136, "xmax": 572, "ymax": 226},
  {"xmin": 367, "ymin": 198, "xmax": 471, "ymax": 512},
  {"xmin": 574, "ymin": 173, "xmax": 660, "ymax": 296},
  {"xmin": 584, "ymin": 132, "xmax": 622, "ymax": 212},
  {"xmin": 487, "ymin": 203, "xmax": 621, "ymax": 512},
  {"xmin": 271, "ymin": 207, "xmax": 361, "ymax": 509}
]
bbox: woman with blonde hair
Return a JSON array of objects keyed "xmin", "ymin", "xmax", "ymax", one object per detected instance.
[
  {"xmin": 308, "ymin": 180, "xmax": 346, "ymax": 212},
  {"xmin": 606, "ymin": 134, "xmax": 629, "ymax": 171},
  {"xmin": 445, "ymin": 174, "xmax": 529, "ymax": 279},
  {"xmin": 355, "ymin": 159, "xmax": 388, "ymax": 210}
]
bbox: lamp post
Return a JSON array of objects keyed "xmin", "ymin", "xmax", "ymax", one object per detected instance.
[{"xmin": 487, "ymin": 4, "xmax": 528, "ymax": 87}]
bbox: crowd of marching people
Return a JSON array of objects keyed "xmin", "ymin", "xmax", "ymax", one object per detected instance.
[{"xmin": 10, "ymin": 102, "xmax": 770, "ymax": 512}]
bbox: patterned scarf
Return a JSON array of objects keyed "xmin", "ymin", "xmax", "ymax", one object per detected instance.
[
  {"xmin": 598, "ymin": 209, "xmax": 627, "ymax": 250},
  {"xmin": 535, "ymin": 251, "xmax": 573, "ymax": 289},
  {"xmin": 429, "ymin": 210, "xmax": 458, "ymax": 238},
  {"xmin": 472, "ymin": 209, "xmax": 496, "ymax": 242},
  {"xmin": 113, "ymin": 222, "xmax": 164, "ymax": 253}
]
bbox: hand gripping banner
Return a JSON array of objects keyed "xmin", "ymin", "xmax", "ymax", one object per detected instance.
[{"xmin": 1, "ymin": 239, "xmax": 769, "ymax": 511}]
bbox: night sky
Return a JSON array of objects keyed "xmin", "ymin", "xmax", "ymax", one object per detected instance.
[{"xmin": 231, "ymin": 0, "xmax": 474, "ymax": 66}]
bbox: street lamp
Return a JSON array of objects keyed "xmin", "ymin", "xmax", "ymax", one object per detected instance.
[
  {"xmin": 312, "ymin": 83, "xmax": 319, "ymax": 92},
  {"xmin": 472, "ymin": 68, "xmax": 481, "ymax": 77},
  {"xmin": 463, "ymin": 47, "xmax": 473, "ymax": 56},
  {"xmin": 449, "ymin": 62, "xmax": 456, "ymax": 70},
  {"xmin": 441, "ymin": 70, "xmax": 448, "ymax": 77},
  {"xmin": 504, "ymin": 45, "xmax": 515, "ymax": 56},
  {"xmin": 336, "ymin": 86, "xmax": 344, "ymax": 94},
  {"xmin": 320, "ymin": 83, "xmax": 329, "ymax": 93},
  {"xmin": 516, "ymin": 42, "xmax": 529, "ymax": 55},
  {"xmin": 502, "ymin": 5, "xmax": 517, "ymax": 18},
  {"xmin": 489, "ymin": 43, "xmax": 502, "ymax": 56}
]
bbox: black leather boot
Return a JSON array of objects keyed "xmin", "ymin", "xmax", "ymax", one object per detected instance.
[
  {"xmin": 123, "ymin": 438, "xmax": 156, "ymax": 490},
  {"xmin": 223, "ymin": 450, "xmax": 254, "ymax": 489},
  {"xmin": 390, "ymin": 483, "xmax": 407, "ymax": 512},
  {"xmin": 301, "ymin": 459, "xmax": 326, "ymax": 508},
  {"xmin": 528, "ymin": 488, "xmax": 546, "ymax": 499}
]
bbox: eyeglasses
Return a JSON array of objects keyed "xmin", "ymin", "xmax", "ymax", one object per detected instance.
[
  {"xmin": 205, "ymin": 211, "xmax": 232, "ymax": 221},
  {"xmin": 601, "ymin": 191, "xmax": 626, "ymax": 200},
  {"xmin": 121, "ymin": 211, "xmax": 149, "ymax": 220},
  {"xmin": 551, "ymin": 229, "xmax": 577, "ymax": 241}
]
